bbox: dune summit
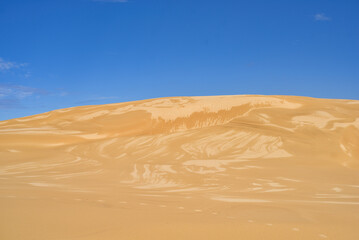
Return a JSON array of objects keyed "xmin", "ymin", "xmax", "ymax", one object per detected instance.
[{"xmin": 1, "ymin": 95, "xmax": 359, "ymax": 240}]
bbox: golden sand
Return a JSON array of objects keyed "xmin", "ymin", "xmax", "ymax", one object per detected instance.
[{"xmin": 1, "ymin": 95, "xmax": 359, "ymax": 239}]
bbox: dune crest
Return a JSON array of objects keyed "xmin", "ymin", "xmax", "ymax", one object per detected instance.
[{"xmin": 1, "ymin": 95, "xmax": 359, "ymax": 240}]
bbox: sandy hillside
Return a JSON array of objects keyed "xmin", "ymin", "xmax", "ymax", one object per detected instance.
[{"xmin": 1, "ymin": 95, "xmax": 359, "ymax": 240}]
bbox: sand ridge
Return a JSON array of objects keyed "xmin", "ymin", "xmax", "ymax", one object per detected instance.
[{"xmin": 0, "ymin": 95, "xmax": 359, "ymax": 240}]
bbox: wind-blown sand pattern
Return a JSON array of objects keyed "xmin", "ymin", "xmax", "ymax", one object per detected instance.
[{"xmin": 1, "ymin": 95, "xmax": 359, "ymax": 240}]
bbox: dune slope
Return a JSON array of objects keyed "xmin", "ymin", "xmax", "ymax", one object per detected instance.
[{"xmin": 1, "ymin": 95, "xmax": 359, "ymax": 240}]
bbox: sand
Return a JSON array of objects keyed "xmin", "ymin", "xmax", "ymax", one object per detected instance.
[{"xmin": 0, "ymin": 95, "xmax": 359, "ymax": 239}]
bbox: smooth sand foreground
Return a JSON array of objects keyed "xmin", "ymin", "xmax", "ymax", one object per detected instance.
[{"xmin": 0, "ymin": 95, "xmax": 359, "ymax": 240}]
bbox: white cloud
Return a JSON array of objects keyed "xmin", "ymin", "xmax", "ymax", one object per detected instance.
[
  {"xmin": 0, "ymin": 84, "xmax": 46, "ymax": 99},
  {"xmin": 0, "ymin": 58, "xmax": 26, "ymax": 71},
  {"xmin": 314, "ymin": 13, "xmax": 331, "ymax": 21},
  {"xmin": 0, "ymin": 98, "xmax": 20, "ymax": 109}
]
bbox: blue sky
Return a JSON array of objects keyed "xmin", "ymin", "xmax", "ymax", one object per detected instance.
[{"xmin": 0, "ymin": 0, "xmax": 358, "ymax": 120}]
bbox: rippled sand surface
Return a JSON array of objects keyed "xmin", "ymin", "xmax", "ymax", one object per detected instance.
[{"xmin": 1, "ymin": 95, "xmax": 359, "ymax": 240}]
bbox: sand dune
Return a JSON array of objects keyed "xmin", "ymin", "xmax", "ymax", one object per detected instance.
[{"xmin": 1, "ymin": 95, "xmax": 359, "ymax": 239}]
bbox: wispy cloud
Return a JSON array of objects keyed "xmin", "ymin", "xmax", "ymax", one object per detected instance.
[
  {"xmin": 0, "ymin": 84, "xmax": 48, "ymax": 109},
  {"xmin": 0, "ymin": 84, "xmax": 69, "ymax": 110},
  {"xmin": 0, "ymin": 58, "xmax": 27, "ymax": 71},
  {"xmin": 0, "ymin": 98, "xmax": 21, "ymax": 109},
  {"xmin": 92, "ymin": 0, "xmax": 128, "ymax": 3},
  {"xmin": 0, "ymin": 84, "xmax": 47, "ymax": 99},
  {"xmin": 314, "ymin": 13, "xmax": 331, "ymax": 21}
]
